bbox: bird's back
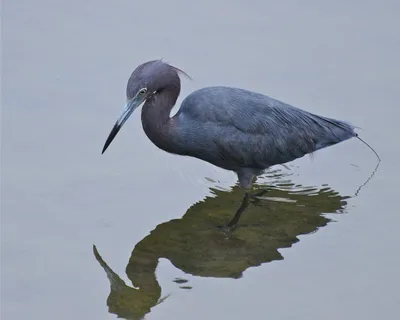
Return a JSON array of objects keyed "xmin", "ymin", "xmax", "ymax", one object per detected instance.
[{"xmin": 173, "ymin": 86, "xmax": 356, "ymax": 170}]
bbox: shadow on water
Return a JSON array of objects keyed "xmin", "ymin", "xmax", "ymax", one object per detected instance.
[{"xmin": 93, "ymin": 175, "xmax": 350, "ymax": 319}]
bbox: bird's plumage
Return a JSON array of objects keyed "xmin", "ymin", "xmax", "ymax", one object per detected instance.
[
  {"xmin": 103, "ymin": 60, "xmax": 357, "ymax": 189},
  {"xmin": 101, "ymin": 60, "xmax": 381, "ymax": 229},
  {"xmin": 173, "ymin": 86, "xmax": 356, "ymax": 171}
]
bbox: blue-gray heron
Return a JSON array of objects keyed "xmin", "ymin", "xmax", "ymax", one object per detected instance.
[{"xmin": 102, "ymin": 60, "xmax": 378, "ymax": 230}]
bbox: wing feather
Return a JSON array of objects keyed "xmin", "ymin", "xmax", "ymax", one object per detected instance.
[{"xmin": 176, "ymin": 86, "xmax": 356, "ymax": 169}]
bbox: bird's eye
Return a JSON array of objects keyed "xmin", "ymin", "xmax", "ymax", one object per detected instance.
[{"xmin": 138, "ymin": 88, "xmax": 147, "ymax": 95}]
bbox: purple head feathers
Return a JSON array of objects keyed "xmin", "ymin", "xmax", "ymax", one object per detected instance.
[{"xmin": 126, "ymin": 60, "xmax": 191, "ymax": 100}]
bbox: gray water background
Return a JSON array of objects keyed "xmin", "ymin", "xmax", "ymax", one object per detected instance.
[{"xmin": 1, "ymin": 0, "xmax": 399, "ymax": 319}]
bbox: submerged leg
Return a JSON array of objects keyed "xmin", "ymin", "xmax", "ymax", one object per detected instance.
[
  {"xmin": 225, "ymin": 192, "xmax": 251, "ymax": 228},
  {"xmin": 222, "ymin": 188, "xmax": 268, "ymax": 230},
  {"xmin": 217, "ymin": 169, "xmax": 263, "ymax": 232}
]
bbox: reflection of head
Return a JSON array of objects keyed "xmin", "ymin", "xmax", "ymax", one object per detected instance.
[
  {"xmin": 93, "ymin": 245, "xmax": 163, "ymax": 320},
  {"xmin": 94, "ymin": 181, "xmax": 349, "ymax": 319}
]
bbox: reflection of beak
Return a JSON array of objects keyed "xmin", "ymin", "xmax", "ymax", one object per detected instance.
[{"xmin": 101, "ymin": 97, "xmax": 144, "ymax": 154}]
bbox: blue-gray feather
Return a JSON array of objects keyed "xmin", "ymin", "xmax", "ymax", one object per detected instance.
[{"xmin": 174, "ymin": 86, "xmax": 356, "ymax": 170}]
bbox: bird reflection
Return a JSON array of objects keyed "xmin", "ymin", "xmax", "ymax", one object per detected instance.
[{"xmin": 93, "ymin": 178, "xmax": 349, "ymax": 319}]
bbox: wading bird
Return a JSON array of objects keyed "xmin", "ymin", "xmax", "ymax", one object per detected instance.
[{"xmin": 102, "ymin": 60, "xmax": 376, "ymax": 231}]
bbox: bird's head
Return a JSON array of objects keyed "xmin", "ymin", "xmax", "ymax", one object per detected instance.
[{"xmin": 101, "ymin": 59, "xmax": 190, "ymax": 154}]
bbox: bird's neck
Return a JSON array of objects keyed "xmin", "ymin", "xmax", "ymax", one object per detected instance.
[{"xmin": 141, "ymin": 87, "xmax": 181, "ymax": 153}]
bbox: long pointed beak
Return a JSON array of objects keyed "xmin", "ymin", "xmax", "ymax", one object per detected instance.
[{"xmin": 101, "ymin": 98, "xmax": 142, "ymax": 154}]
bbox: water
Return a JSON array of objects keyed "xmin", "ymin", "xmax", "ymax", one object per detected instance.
[{"xmin": 1, "ymin": 1, "xmax": 399, "ymax": 319}]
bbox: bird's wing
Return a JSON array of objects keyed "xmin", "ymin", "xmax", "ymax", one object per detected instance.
[{"xmin": 178, "ymin": 87, "xmax": 356, "ymax": 168}]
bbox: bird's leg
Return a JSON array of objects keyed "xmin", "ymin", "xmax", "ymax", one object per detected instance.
[
  {"xmin": 217, "ymin": 170, "xmax": 267, "ymax": 232},
  {"xmin": 217, "ymin": 192, "xmax": 251, "ymax": 232}
]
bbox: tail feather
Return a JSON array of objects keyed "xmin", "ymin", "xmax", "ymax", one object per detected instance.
[
  {"xmin": 312, "ymin": 114, "xmax": 381, "ymax": 196},
  {"xmin": 356, "ymin": 136, "xmax": 381, "ymax": 162},
  {"xmin": 313, "ymin": 116, "xmax": 357, "ymax": 151},
  {"xmin": 354, "ymin": 136, "xmax": 381, "ymax": 196},
  {"xmin": 316, "ymin": 115, "xmax": 381, "ymax": 163}
]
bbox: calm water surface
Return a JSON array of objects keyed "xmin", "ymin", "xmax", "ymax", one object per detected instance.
[{"xmin": 2, "ymin": 1, "xmax": 399, "ymax": 319}]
